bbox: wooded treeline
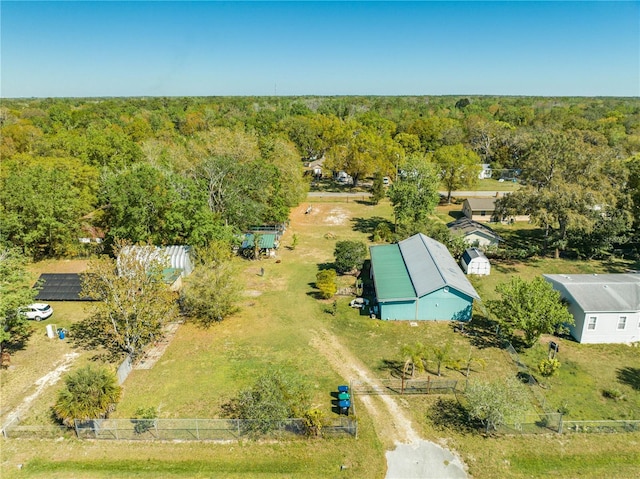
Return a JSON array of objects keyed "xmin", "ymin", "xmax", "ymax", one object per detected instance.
[{"xmin": 1, "ymin": 95, "xmax": 639, "ymax": 259}]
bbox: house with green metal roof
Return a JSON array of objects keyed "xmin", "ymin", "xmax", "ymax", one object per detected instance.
[{"xmin": 370, "ymin": 233, "xmax": 480, "ymax": 321}]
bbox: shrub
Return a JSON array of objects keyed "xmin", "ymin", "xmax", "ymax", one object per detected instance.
[
  {"xmin": 133, "ymin": 406, "xmax": 158, "ymax": 434},
  {"xmin": 602, "ymin": 387, "xmax": 624, "ymax": 401},
  {"xmin": 303, "ymin": 408, "xmax": 329, "ymax": 437},
  {"xmin": 538, "ymin": 358, "xmax": 561, "ymax": 377},
  {"xmin": 316, "ymin": 269, "xmax": 337, "ymax": 299}
]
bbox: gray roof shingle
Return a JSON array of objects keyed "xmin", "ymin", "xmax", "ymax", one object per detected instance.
[
  {"xmin": 398, "ymin": 234, "xmax": 480, "ymax": 300},
  {"xmin": 543, "ymin": 274, "xmax": 640, "ymax": 312}
]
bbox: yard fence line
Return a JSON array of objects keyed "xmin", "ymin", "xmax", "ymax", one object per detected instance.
[
  {"xmin": 350, "ymin": 377, "xmax": 459, "ymax": 396},
  {"xmin": 2, "ymin": 417, "xmax": 357, "ymax": 440}
]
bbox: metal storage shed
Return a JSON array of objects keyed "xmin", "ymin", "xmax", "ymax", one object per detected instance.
[
  {"xmin": 460, "ymin": 248, "xmax": 491, "ymax": 276},
  {"xmin": 119, "ymin": 245, "xmax": 194, "ymax": 277}
]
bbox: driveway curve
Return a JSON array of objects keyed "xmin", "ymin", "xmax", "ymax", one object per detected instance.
[{"xmin": 308, "ymin": 328, "xmax": 467, "ymax": 479}]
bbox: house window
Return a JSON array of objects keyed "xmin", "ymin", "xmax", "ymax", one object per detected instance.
[
  {"xmin": 480, "ymin": 210, "xmax": 486, "ymax": 216},
  {"xmin": 587, "ymin": 317, "xmax": 597, "ymax": 330},
  {"xmin": 617, "ymin": 316, "xmax": 627, "ymax": 330}
]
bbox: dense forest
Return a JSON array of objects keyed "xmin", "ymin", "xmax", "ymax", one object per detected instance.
[{"xmin": 1, "ymin": 95, "xmax": 639, "ymax": 260}]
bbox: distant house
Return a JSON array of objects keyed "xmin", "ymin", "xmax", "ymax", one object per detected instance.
[
  {"xmin": 462, "ymin": 197, "xmax": 529, "ymax": 223},
  {"xmin": 460, "ymin": 248, "xmax": 491, "ymax": 276},
  {"xmin": 447, "ymin": 217, "xmax": 502, "ymax": 247},
  {"xmin": 369, "ymin": 234, "xmax": 480, "ymax": 321},
  {"xmin": 462, "ymin": 198, "xmax": 497, "ymax": 222},
  {"xmin": 543, "ymin": 274, "xmax": 640, "ymax": 344},
  {"xmin": 478, "ymin": 164, "xmax": 492, "ymax": 179}
]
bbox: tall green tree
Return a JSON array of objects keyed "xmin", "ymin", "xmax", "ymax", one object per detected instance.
[
  {"xmin": 495, "ymin": 130, "xmax": 624, "ymax": 258},
  {"xmin": 0, "ymin": 157, "xmax": 97, "ymax": 257},
  {"xmin": 325, "ymin": 120, "xmax": 401, "ymax": 187},
  {"xmin": 53, "ymin": 364, "xmax": 122, "ymax": 427},
  {"xmin": 78, "ymin": 242, "xmax": 178, "ymax": 360},
  {"xmin": 101, "ymin": 164, "xmax": 223, "ymax": 246},
  {"xmin": 487, "ymin": 276, "xmax": 574, "ymax": 348},
  {"xmin": 0, "ymin": 248, "xmax": 36, "ymax": 356},
  {"xmin": 334, "ymin": 240, "xmax": 367, "ymax": 274},
  {"xmin": 387, "ymin": 155, "xmax": 440, "ymax": 228},
  {"xmin": 180, "ymin": 242, "xmax": 242, "ymax": 325},
  {"xmin": 431, "ymin": 144, "xmax": 481, "ymax": 204}
]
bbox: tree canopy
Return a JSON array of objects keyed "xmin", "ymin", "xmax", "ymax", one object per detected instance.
[
  {"xmin": 0, "ymin": 248, "xmax": 36, "ymax": 353},
  {"xmin": 487, "ymin": 276, "xmax": 574, "ymax": 348},
  {"xmin": 0, "ymin": 95, "xmax": 638, "ymax": 260},
  {"xmin": 77, "ymin": 242, "xmax": 179, "ymax": 360}
]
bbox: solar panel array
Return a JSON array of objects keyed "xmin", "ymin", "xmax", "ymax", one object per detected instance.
[{"xmin": 34, "ymin": 274, "xmax": 93, "ymax": 301}]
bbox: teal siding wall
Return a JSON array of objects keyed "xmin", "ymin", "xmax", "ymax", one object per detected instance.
[
  {"xmin": 380, "ymin": 300, "xmax": 417, "ymax": 320},
  {"xmin": 417, "ymin": 288, "xmax": 473, "ymax": 321}
]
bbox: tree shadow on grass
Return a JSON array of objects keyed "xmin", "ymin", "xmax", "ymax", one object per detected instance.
[
  {"xmin": 70, "ymin": 317, "xmax": 117, "ymax": 362},
  {"xmin": 350, "ymin": 216, "xmax": 394, "ymax": 238},
  {"xmin": 2, "ymin": 327, "xmax": 32, "ymax": 357},
  {"xmin": 617, "ymin": 367, "xmax": 640, "ymax": 391},
  {"xmin": 455, "ymin": 315, "xmax": 503, "ymax": 350},
  {"xmin": 427, "ymin": 397, "xmax": 478, "ymax": 434},
  {"xmin": 377, "ymin": 359, "xmax": 404, "ymax": 378}
]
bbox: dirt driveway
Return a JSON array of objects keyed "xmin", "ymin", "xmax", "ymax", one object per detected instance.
[{"xmin": 291, "ymin": 203, "xmax": 468, "ymax": 478}]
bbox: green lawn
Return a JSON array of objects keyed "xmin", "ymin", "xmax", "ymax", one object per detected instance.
[{"xmin": 2, "ymin": 199, "xmax": 639, "ymax": 479}]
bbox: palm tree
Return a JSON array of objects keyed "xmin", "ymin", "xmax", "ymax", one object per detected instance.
[
  {"xmin": 53, "ymin": 364, "xmax": 122, "ymax": 427},
  {"xmin": 400, "ymin": 342, "xmax": 428, "ymax": 379},
  {"xmin": 431, "ymin": 342, "xmax": 454, "ymax": 377}
]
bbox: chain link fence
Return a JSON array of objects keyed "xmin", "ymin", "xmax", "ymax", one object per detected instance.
[
  {"xmin": 350, "ymin": 378, "xmax": 459, "ymax": 396},
  {"xmin": 67, "ymin": 417, "xmax": 357, "ymax": 441}
]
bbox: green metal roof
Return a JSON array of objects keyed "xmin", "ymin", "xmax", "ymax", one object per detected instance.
[
  {"xmin": 369, "ymin": 245, "xmax": 416, "ymax": 301},
  {"xmin": 242, "ymin": 233, "xmax": 277, "ymax": 249},
  {"xmin": 162, "ymin": 268, "xmax": 182, "ymax": 284}
]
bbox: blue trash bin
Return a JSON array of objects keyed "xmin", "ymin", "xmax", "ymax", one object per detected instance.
[
  {"xmin": 338, "ymin": 385, "xmax": 349, "ymax": 393},
  {"xmin": 58, "ymin": 330, "xmax": 65, "ymax": 340}
]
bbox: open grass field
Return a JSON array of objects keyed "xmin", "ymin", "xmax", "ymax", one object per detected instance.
[{"xmin": 2, "ymin": 198, "xmax": 639, "ymax": 478}]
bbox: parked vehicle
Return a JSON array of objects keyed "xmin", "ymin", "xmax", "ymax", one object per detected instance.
[
  {"xmin": 349, "ymin": 297, "xmax": 370, "ymax": 308},
  {"xmin": 19, "ymin": 303, "xmax": 53, "ymax": 321}
]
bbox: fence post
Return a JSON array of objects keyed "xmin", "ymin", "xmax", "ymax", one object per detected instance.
[
  {"xmin": 196, "ymin": 419, "xmax": 199, "ymax": 440},
  {"xmin": 74, "ymin": 419, "xmax": 80, "ymax": 438},
  {"xmin": 558, "ymin": 413, "xmax": 563, "ymax": 434}
]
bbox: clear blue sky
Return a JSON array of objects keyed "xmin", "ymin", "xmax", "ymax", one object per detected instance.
[{"xmin": 1, "ymin": 1, "xmax": 639, "ymax": 97}]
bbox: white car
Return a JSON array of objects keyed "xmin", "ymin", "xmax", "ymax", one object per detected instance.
[
  {"xmin": 349, "ymin": 298, "xmax": 370, "ymax": 308},
  {"xmin": 19, "ymin": 303, "xmax": 54, "ymax": 321}
]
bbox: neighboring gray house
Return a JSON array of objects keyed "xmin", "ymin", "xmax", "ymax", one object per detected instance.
[
  {"xmin": 462, "ymin": 198, "xmax": 497, "ymax": 222},
  {"xmin": 369, "ymin": 234, "xmax": 480, "ymax": 321},
  {"xmin": 447, "ymin": 217, "xmax": 502, "ymax": 247},
  {"xmin": 460, "ymin": 248, "xmax": 491, "ymax": 276},
  {"xmin": 462, "ymin": 197, "xmax": 530, "ymax": 223},
  {"xmin": 543, "ymin": 274, "xmax": 640, "ymax": 344}
]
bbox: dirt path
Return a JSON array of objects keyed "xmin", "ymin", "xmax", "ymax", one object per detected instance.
[
  {"xmin": 309, "ymin": 328, "xmax": 418, "ymax": 445},
  {"xmin": 1, "ymin": 352, "xmax": 79, "ymax": 432}
]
